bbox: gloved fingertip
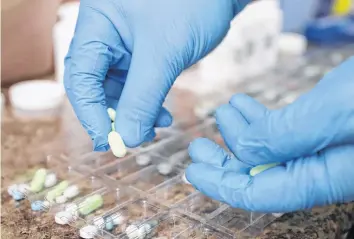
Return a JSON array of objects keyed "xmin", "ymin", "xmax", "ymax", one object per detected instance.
[
  {"xmin": 229, "ymin": 93, "xmax": 267, "ymax": 123},
  {"xmin": 94, "ymin": 143, "xmax": 110, "ymax": 152},
  {"xmin": 188, "ymin": 137, "xmax": 210, "ymax": 159},
  {"xmin": 155, "ymin": 109, "xmax": 173, "ymax": 127}
]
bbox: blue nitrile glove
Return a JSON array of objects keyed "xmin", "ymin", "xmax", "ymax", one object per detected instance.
[
  {"xmin": 64, "ymin": 0, "xmax": 250, "ymax": 151},
  {"xmin": 186, "ymin": 94, "xmax": 354, "ymax": 212}
]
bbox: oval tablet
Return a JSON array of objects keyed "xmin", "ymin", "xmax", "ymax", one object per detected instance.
[{"xmin": 108, "ymin": 131, "xmax": 127, "ymax": 158}]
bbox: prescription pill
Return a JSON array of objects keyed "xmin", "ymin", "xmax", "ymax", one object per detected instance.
[
  {"xmin": 31, "ymin": 201, "xmax": 45, "ymax": 211},
  {"xmin": 108, "ymin": 131, "xmax": 127, "ymax": 158},
  {"xmin": 107, "ymin": 108, "xmax": 116, "ymax": 122},
  {"xmin": 63, "ymin": 184, "xmax": 80, "ymax": 199},
  {"xmin": 126, "ymin": 225, "xmax": 139, "ymax": 239},
  {"xmin": 80, "ymin": 225, "xmax": 98, "ymax": 239},
  {"xmin": 30, "ymin": 168, "xmax": 47, "ymax": 193},
  {"xmin": 78, "ymin": 194, "xmax": 103, "ymax": 215},
  {"xmin": 105, "ymin": 220, "xmax": 114, "ymax": 231},
  {"xmin": 44, "ymin": 173, "xmax": 57, "ymax": 188},
  {"xmin": 135, "ymin": 154, "xmax": 151, "ymax": 166},
  {"xmin": 157, "ymin": 162, "xmax": 173, "ymax": 175},
  {"xmin": 182, "ymin": 173, "xmax": 191, "ymax": 185},
  {"xmin": 138, "ymin": 225, "xmax": 147, "ymax": 239},
  {"xmin": 12, "ymin": 191, "xmax": 25, "ymax": 201},
  {"xmin": 55, "ymin": 211, "xmax": 73, "ymax": 225},
  {"xmin": 143, "ymin": 223, "xmax": 152, "ymax": 234},
  {"xmin": 7, "ymin": 184, "xmax": 18, "ymax": 196},
  {"xmin": 93, "ymin": 216, "xmax": 105, "ymax": 229},
  {"xmin": 249, "ymin": 163, "xmax": 279, "ymax": 177},
  {"xmin": 46, "ymin": 180, "xmax": 69, "ymax": 202},
  {"xmin": 111, "ymin": 213, "xmax": 125, "ymax": 225},
  {"xmin": 55, "ymin": 195, "xmax": 67, "ymax": 204},
  {"xmin": 65, "ymin": 203, "xmax": 78, "ymax": 212},
  {"xmin": 272, "ymin": 213, "xmax": 284, "ymax": 218}
]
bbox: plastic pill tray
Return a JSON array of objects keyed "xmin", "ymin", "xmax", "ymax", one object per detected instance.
[{"xmin": 14, "ymin": 44, "xmax": 354, "ymax": 238}]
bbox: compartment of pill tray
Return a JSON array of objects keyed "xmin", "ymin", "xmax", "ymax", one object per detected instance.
[
  {"xmin": 86, "ymin": 198, "xmax": 162, "ymax": 238},
  {"xmin": 119, "ymin": 212, "xmax": 197, "ymax": 239},
  {"xmin": 236, "ymin": 213, "xmax": 279, "ymax": 238},
  {"xmin": 75, "ymin": 186, "xmax": 139, "ymax": 222},
  {"xmin": 209, "ymin": 206, "xmax": 270, "ymax": 236},
  {"xmin": 120, "ymin": 164, "xmax": 181, "ymax": 192},
  {"xmin": 76, "ymin": 150, "xmax": 136, "ymax": 171},
  {"xmin": 12, "ymin": 155, "xmax": 82, "ymax": 199},
  {"xmin": 98, "ymin": 153, "xmax": 166, "ymax": 182},
  {"xmin": 175, "ymin": 192, "xmax": 227, "ymax": 221},
  {"xmin": 27, "ymin": 175, "xmax": 105, "ymax": 212},
  {"xmin": 147, "ymin": 175, "xmax": 196, "ymax": 207},
  {"xmin": 137, "ymin": 128, "xmax": 180, "ymax": 152},
  {"xmin": 179, "ymin": 224, "xmax": 233, "ymax": 239}
]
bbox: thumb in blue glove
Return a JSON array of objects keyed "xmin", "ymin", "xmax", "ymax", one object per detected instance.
[
  {"xmin": 64, "ymin": 0, "xmax": 250, "ymax": 151},
  {"xmin": 230, "ymin": 56, "xmax": 354, "ymax": 166},
  {"xmin": 185, "ymin": 95, "xmax": 354, "ymax": 212}
]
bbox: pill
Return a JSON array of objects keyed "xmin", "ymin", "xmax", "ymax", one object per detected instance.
[
  {"xmin": 55, "ymin": 195, "xmax": 67, "ymax": 204},
  {"xmin": 44, "ymin": 173, "xmax": 57, "ymax": 188},
  {"xmin": 272, "ymin": 213, "xmax": 284, "ymax": 218},
  {"xmin": 93, "ymin": 216, "xmax": 105, "ymax": 229},
  {"xmin": 65, "ymin": 203, "xmax": 78, "ymax": 212},
  {"xmin": 80, "ymin": 225, "xmax": 98, "ymax": 239},
  {"xmin": 143, "ymin": 223, "xmax": 152, "ymax": 234},
  {"xmin": 105, "ymin": 220, "xmax": 114, "ymax": 231},
  {"xmin": 78, "ymin": 194, "xmax": 103, "ymax": 215},
  {"xmin": 157, "ymin": 162, "xmax": 173, "ymax": 175},
  {"xmin": 107, "ymin": 108, "xmax": 116, "ymax": 122},
  {"xmin": 111, "ymin": 122, "xmax": 116, "ymax": 131},
  {"xmin": 30, "ymin": 168, "xmax": 47, "ymax": 193},
  {"xmin": 249, "ymin": 163, "xmax": 279, "ymax": 177},
  {"xmin": 12, "ymin": 190, "xmax": 25, "ymax": 201},
  {"xmin": 111, "ymin": 213, "xmax": 125, "ymax": 225},
  {"xmin": 135, "ymin": 154, "xmax": 151, "ymax": 166},
  {"xmin": 31, "ymin": 200, "xmax": 45, "ymax": 211},
  {"xmin": 7, "ymin": 184, "xmax": 18, "ymax": 196},
  {"xmin": 18, "ymin": 183, "xmax": 30, "ymax": 195},
  {"xmin": 182, "ymin": 173, "xmax": 191, "ymax": 185},
  {"xmin": 55, "ymin": 211, "xmax": 73, "ymax": 225},
  {"xmin": 137, "ymin": 225, "xmax": 147, "ymax": 239},
  {"xmin": 46, "ymin": 180, "xmax": 69, "ymax": 202},
  {"xmin": 108, "ymin": 131, "xmax": 127, "ymax": 158},
  {"xmin": 63, "ymin": 184, "xmax": 80, "ymax": 199},
  {"xmin": 126, "ymin": 225, "xmax": 139, "ymax": 239},
  {"xmin": 42, "ymin": 200, "xmax": 51, "ymax": 210}
]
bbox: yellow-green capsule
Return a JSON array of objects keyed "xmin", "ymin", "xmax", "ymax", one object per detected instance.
[
  {"xmin": 30, "ymin": 168, "xmax": 47, "ymax": 193},
  {"xmin": 46, "ymin": 180, "xmax": 69, "ymax": 202},
  {"xmin": 250, "ymin": 163, "xmax": 279, "ymax": 177},
  {"xmin": 111, "ymin": 122, "xmax": 115, "ymax": 132},
  {"xmin": 107, "ymin": 108, "xmax": 116, "ymax": 122},
  {"xmin": 78, "ymin": 194, "xmax": 103, "ymax": 215}
]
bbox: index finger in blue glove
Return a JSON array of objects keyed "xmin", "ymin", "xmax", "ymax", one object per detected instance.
[
  {"xmin": 64, "ymin": 4, "xmax": 129, "ymax": 151},
  {"xmin": 186, "ymin": 145, "xmax": 354, "ymax": 212},
  {"xmin": 233, "ymin": 57, "xmax": 354, "ymax": 165}
]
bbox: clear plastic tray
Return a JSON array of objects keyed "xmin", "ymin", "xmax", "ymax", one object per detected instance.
[
  {"xmin": 10, "ymin": 155, "xmax": 82, "ymax": 200},
  {"xmin": 175, "ymin": 192, "xmax": 226, "ymax": 221},
  {"xmin": 120, "ymin": 164, "xmax": 182, "ymax": 192},
  {"xmin": 137, "ymin": 128, "xmax": 180, "ymax": 152},
  {"xmin": 28, "ymin": 175, "xmax": 105, "ymax": 213},
  {"xmin": 180, "ymin": 224, "xmax": 234, "ymax": 239},
  {"xmin": 147, "ymin": 175, "xmax": 196, "ymax": 207},
  {"xmin": 88, "ymin": 198, "xmax": 162, "ymax": 238},
  {"xmin": 75, "ymin": 186, "xmax": 139, "ymax": 222}
]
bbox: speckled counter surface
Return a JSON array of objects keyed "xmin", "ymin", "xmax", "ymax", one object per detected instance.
[{"xmin": 1, "ymin": 99, "xmax": 353, "ymax": 239}]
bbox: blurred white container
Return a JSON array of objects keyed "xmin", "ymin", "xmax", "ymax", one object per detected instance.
[{"xmin": 53, "ymin": 2, "xmax": 80, "ymax": 85}]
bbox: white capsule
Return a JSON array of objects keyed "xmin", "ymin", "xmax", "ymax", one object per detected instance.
[
  {"xmin": 65, "ymin": 203, "xmax": 78, "ymax": 212},
  {"xmin": 182, "ymin": 173, "xmax": 191, "ymax": 185},
  {"xmin": 92, "ymin": 216, "xmax": 105, "ymax": 229},
  {"xmin": 157, "ymin": 162, "xmax": 173, "ymax": 175},
  {"xmin": 107, "ymin": 108, "xmax": 116, "ymax": 122},
  {"xmin": 63, "ymin": 184, "xmax": 80, "ymax": 199},
  {"xmin": 108, "ymin": 131, "xmax": 127, "ymax": 158},
  {"xmin": 143, "ymin": 223, "xmax": 152, "ymax": 234},
  {"xmin": 7, "ymin": 184, "xmax": 18, "ymax": 196},
  {"xmin": 80, "ymin": 225, "xmax": 98, "ymax": 239},
  {"xmin": 111, "ymin": 213, "xmax": 125, "ymax": 225},
  {"xmin": 44, "ymin": 173, "xmax": 57, "ymax": 188},
  {"xmin": 135, "ymin": 154, "xmax": 151, "ymax": 166},
  {"xmin": 138, "ymin": 225, "xmax": 147, "ymax": 239},
  {"xmin": 55, "ymin": 211, "xmax": 73, "ymax": 225},
  {"xmin": 126, "ymin": 225, "xmax": 139, "ymax": 239},
  {"xmin": 17, "ymin": 183, "xmax": 30, "ymax": 195},
  {"xmin": 55, "ymin": 195, "xmax": 67, "ymax": 204}
]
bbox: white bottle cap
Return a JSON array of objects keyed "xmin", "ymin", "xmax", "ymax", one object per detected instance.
[
  {"xmin": 80, "ymin": 225, "xmax": 98, "ymax": 239},
  {"xmin": 9, "ymin": 80, "xmax": 64, "ymax": 111},
  {"xmin": 278, "ymin": 33, "xmax": 307, "ymax": 56}
]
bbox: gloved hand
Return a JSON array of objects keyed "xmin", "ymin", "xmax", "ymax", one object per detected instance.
[
  {"xmin": 64, "ymin": 0, "xmax": 250, "ymax": 151},
  {"xmin": 185, "ymin": 57, "xmax": 354, "ymax": 212}
]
